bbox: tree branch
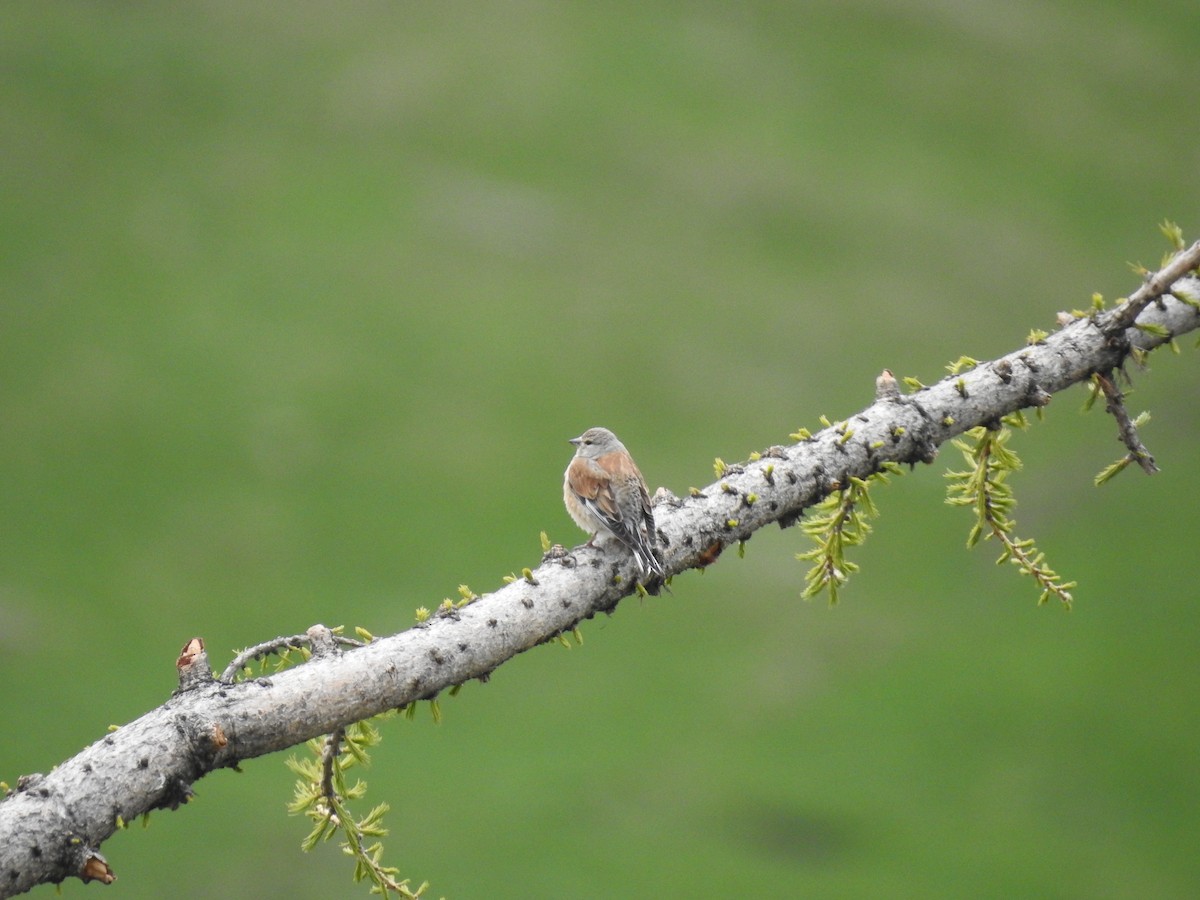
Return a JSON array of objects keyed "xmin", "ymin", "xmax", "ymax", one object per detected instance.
[
  {"xmin": 1093, "ymin": 370, "xmax": 1160, "ymax": 475},
  {"xmin": 2, "ymin": 245, "xmax": 1198, "ymax": 898}
]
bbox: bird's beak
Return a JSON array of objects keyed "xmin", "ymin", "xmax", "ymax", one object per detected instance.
[{"xmin": 568, "ymin": 436, "xmax": 581, "ymax": 446}]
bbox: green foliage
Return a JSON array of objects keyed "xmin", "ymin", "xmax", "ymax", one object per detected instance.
[
  {"xmin": 1093, "ymin": 456, "xmax": 1134, "ymax": 486},
  {"xmin": 1081, "ymin": 375, "xmax": 1103, "ymax": 413},
  {"xmin": 798, "ymin": 463, "xmax": 901, "ymax": 605},
  {"xmin": 287, "ymin": 718, "xmax": 430, "ymax": 898},
  {"xmin": 945, "ymin": 423, "xmax": 1075, "ymax": 607},
  {"xmin": 1171, "ymin": 286, "xmax": 1200, "ymax": 309},
  {"xmin": 1133, "ymin": 321, "xmax": 1171, "ymax": 339},
  {"xmin": 1094, "ymin": 411, "xmax": 1153, "ymax": 485},
  {"xmin": 1159, "ymin": 219, "xmax": 1185, "ymax": 252},
  {"xmin": 246, "ymin": 646, "xmax": 309, "ymax": 679}
]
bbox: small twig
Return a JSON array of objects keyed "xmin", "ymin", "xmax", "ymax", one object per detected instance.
[
  {"xmin": 220, "ymin": 634, "xmax": 310, "ymax": 682},
  {"xmin": 1106, "ymin": 240, "xmax": 1200, "ymax": 333},
  {"xmin": 1093, "ymin": 371, "xmax": 1159, "ymax": 475},
  {"xmin": 320, "ymin": 729, "xmax": 344, "ymax": 802},
  {"xmin": 220, "ymin": 631, "xmax": 366, "ymax": 682}
]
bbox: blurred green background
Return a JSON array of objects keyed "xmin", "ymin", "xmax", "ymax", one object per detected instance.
[{"xmin": 2, "ymin": 3, "xmax": 1199, "ymax": 897}]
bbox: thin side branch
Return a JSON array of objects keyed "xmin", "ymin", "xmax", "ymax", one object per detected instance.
[
  {"xmin": 220, "ymin": 627, "xmax": 365, "ymax": 682},
  {"xmin": 1093, "ymin": 371, "xmax": 1160, "ymax": 475},
  {"xmin": 1105, "ymin": 239, "xmax": 1200, "ymax": 332},
  {"xmin": 321, "ymin": 729, "xmax": 344, "ymax": 802}
]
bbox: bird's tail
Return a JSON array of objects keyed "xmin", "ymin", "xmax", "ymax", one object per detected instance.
[{"xmin": 633, "ymin": 544, "xmax": 666, "ymax": 579}]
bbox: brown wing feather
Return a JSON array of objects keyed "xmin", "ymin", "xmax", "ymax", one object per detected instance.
[{"xmin": 567, "ymin": 457, "xmax": 621, "ymax": 522}]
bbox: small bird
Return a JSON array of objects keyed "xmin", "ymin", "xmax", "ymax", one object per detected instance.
[{"xmin": 563, "ymin": 427, "xmax": 665, "ymax": 580}]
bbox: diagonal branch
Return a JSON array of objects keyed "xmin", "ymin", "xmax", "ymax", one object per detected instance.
[
  {"xmin": 1104, "ymin": 239, "xmax": 1200, "ymax": 332},
  {"xmin": 1093, "ymin": 371, "xmax": 1160, "ymax": 475},
  {"xmin": 2, "ymin": 258, "xmax": 1199, "ymax": 898}
]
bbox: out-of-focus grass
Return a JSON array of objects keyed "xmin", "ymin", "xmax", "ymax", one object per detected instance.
[{"xmin": 2, "ymin": 3, "xmax": 1198, "ymax": 897}]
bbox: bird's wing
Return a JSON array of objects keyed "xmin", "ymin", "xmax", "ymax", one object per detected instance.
[{"xmin": 567, "ymin": 456, "xmax": 622, "ymax": 525}]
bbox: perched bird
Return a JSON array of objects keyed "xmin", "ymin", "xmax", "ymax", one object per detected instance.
[{"xmin": 563, "ymin": 427, "xmax": 665, "ymax": 579}]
